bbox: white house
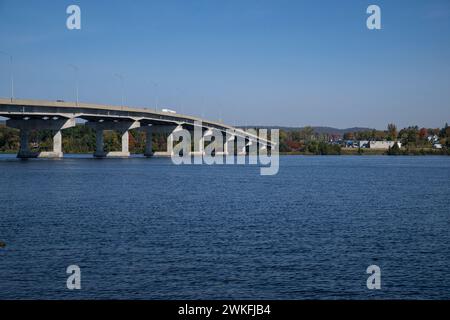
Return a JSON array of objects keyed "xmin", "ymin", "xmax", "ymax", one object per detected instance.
[
  {"xmin": 369, "ymin": 141, "xmax": 402, "ymax": 149},
  {"xmin": 359, "ymin": 140, "xmax": 369, "ymax": 148}
]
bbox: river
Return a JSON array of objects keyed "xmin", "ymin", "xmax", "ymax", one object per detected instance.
[{"xmin": 0, "ymin": 155, "xmax": 449, "ymax": 299}]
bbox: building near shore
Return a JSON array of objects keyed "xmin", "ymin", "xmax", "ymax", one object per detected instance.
[
  {"xmin": 369, "ymin": 141, "xmax": 402, "ymax": 149},
  {"xmin": 359, "ymin": 140, "xmax": 369, "ymax": 148}
]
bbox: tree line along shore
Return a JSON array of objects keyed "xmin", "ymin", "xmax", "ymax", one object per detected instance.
[
  {"xmin": 0, "ymin": 122, "xmax": 449, "ymax": 156},
  {"xmin": 278, "ymin": 123, "xmax": 450, "ymax": 155}
]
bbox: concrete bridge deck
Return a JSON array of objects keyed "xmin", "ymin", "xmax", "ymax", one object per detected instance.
[{"xmin": 0, "ymin": 98, "xmax": 275, "ymax": 158}]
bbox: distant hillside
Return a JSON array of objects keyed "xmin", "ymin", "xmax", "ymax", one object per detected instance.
[
  {"xmin": 240, "ymin": 126, "xmax": 374, "ymax": 135},
  {"xmin": 310, "ymin": 126, "xmax": 374, "ymax": 135}
]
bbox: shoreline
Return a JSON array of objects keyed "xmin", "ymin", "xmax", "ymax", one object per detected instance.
[
  {"xmin": 1, "ymin": 151, "xmax": 449, "ymax": 156},
  {"xmin": 281, "ymin": 149, "xmax": 449, "ymax": 156}
]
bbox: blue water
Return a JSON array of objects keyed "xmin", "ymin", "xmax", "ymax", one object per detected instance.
[{"xmin": 0, "ymin": 155, "xmax": 449, "ymax": 299}]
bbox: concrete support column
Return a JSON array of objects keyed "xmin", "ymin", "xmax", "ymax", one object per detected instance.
[
  {"xmin": 17, "ymin": 129, "xmax": 37, "ymax": 158},
  {"xmin": 94, "ymin": 129, "xmax": 105, "ymax": 157},
  {"xmin": 223, "ymin": 135, "xmax": 235, "ymax": 156},
  {"xmin": 144, "ymin": 127, "xmax": 153, "ymax": 157},
  {"xmin": 167, "ymin": 125, "xmax": 184, "ymax": 156},
  {"xmin": 19, "ymin": 129, "xmax": 30, "ymax": 154},
  {"xmin": 192, "ymin": 134, "xmax": 204, "ymax": 156},
  {"xmin": 121, "ymin": 130, "xmax": 129, "ymax": 154},
  {"xmin": 167, "ymin": 132, "xmax": 174, "ymax": 156},
  {"xmin": 236, "ymin": 136, "xmax": 247, "ymax": 156},
  {"xmin": 39, "ymin": 130, "xmax": 64, "ymax": 158},
  {"xmin": 205, "ymin": 130, "xmax": 225, "ymax": 156},
  {"xmin": 151, "ymin": 125, "xmax": 177, "ymax": 157},
  {"xmin": 137, "ymin": 125, "xmax": 154, "ymax": 157},
  {"xmin": 7, "ymin": 118, "xmax": 75, "ymax": 159},
  {"xmin": 53, "ymin": 131, "xmax": 62, "ymax": 154},
  {"xmin": 87, "ymin": 120, "xmax": 139, "ymax": 158},
  {"xmin": 93, "ymin": 129, "xmax": 130, "ymax": 158}
]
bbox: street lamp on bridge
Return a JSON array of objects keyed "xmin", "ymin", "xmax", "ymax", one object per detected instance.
[
  {"xmin": 114, "ymin": 73, "xmax": 125, "ymax": 109},
  {"xmin": 68, "ymin": 64, "xmax": 79, "ymax": 106},
  {"xmin": 152, "ymin": 82, "xmax": 159, "ymax": 110}
]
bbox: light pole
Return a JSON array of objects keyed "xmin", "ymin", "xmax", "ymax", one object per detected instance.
[
  {"xmin": 201, "ymin": 96, "xmax": 205, "ymax": 118},
  {"xmin": 114, "ymin": 73, "xmax": 124, "ymax": 108},
  {"xmin": 0, "ymin": 51, "xmax": 14, "ymax": 102},
  {"xmin": 176, "ymin": 87, "xmax": 183, "ymax": 114},
  {"xmin": 68, "ymin": 64, "xmax": 79, "ymax": 106}
]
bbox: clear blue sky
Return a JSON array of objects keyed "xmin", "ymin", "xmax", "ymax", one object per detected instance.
[{"xmin": 0, "ymin": 0, "xmax": 449, "ymax": 129}]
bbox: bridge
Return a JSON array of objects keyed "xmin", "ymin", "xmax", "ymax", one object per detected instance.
[{"xmin": 0, "ymin": 98, "xmax": 274, "ymax": 158}]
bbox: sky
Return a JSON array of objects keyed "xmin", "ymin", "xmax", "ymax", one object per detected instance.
[{"xmin": 0, "ymin": 0, "xmax": 449, "ymax": 129}]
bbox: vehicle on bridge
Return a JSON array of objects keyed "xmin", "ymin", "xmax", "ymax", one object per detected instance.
[{"xmin": 161, "ymin": 108, "xmax": 177, "ymax": 114}]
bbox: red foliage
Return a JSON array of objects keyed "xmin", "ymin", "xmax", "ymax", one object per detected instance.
[
  {"xmin": 419, "ymin": 128, "xmax": 427, "ymax": 139},
  {"xmin": 287, "ymin": 140, "xmax": 301, "ymax": 150},
  {"xmin": 129, "ymin": 132, "xmax": 136, "ymax": 150}
]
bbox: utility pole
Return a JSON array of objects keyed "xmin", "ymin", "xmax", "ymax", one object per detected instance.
[
  {"xmin": 68, "ymin": 64, "xmax": 79, "ymax": 106},
  {"xmin": 114, "ymin": 73, "xmax": 125, "ymax": 109}
]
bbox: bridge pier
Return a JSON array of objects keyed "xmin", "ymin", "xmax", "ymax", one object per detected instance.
[
  {"xmin": 236, "ymin": 135, "xmax": 247, "ymax": 156},
  {"xmin": 39, "ymin": 130, "xmax": 63, "ymax": 158},
  {"xmin": 86, "ymin": 120, "xmax": 140, "ymax": 158},
  {"xmin": 144, "ymin": 126, "xmax": 154, "ymax": 157},
  {"xmin": 202, "ymin": 128, "xmax": 225, "ymax": 156},
  {"xmin": 221, "ymin": 134, "xmax": 235, "ymax": 156},
  {"xmin": 7, "ymin": 118, "xmax": 75, "ymax": 158},
  {"xmin": 167, "ymin": 125, "xmax": 184, "ymax": 156},
  {"xmin": 18, "ymin": 128, "xmax": 34, "ymax": 158},
  {"xmin": 95, "ymin": 129, "xmax": 104, "ymax": 157},
  {"xmin": 151, "ymin": 125, "xmax": 179, "ymax": 157},
  {"xmin": 191, "ymin": 128, "xmax": 205, "ymax": 157},
  {"xmin": 135, "ymin": 125, "xmax": 155, "ymax": 157}
]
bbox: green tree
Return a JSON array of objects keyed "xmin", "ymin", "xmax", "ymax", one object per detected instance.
[
  {"xmin": 387, "ymin": 142, "xmax": 401, "ymax": 155},
  {"xmin": 387, "ymin": 123, "xmax": 397, "ymax": 141}
]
